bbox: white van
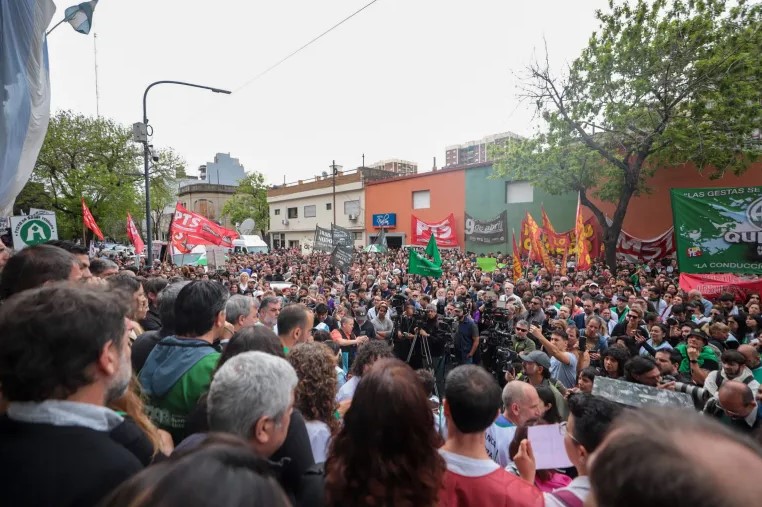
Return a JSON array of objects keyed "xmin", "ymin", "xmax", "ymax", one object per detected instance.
[{"xmin": 232, "ymin": 235, "xmax": 269, "ymax": 254}]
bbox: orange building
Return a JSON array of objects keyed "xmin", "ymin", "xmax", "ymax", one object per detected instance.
[
  {"xmin": 588, "ymin": 161, "xmax": 762, "ymax": 238},
  {"xmin": 364, "ymin": 167, "xmax": 466, "ymax": 248}
]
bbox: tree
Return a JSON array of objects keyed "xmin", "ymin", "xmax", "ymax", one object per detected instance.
[
  {"xmin": 222, "ymin": 172, "xmax": 270, "ymax": 237},
  {"xmin": 22, "ymin": 111, "xmax": 143, "ymax": 240},
  {"xmin": 492, "ymin": 0, "xmax": 761, "ymax": 270}
]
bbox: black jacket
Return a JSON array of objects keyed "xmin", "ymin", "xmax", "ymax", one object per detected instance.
[
  {"xmin": 0, "ymin": 416, "xmax": 142, "ymax": 507},
  {"xmin": 139, "ymin": 307, "xmax": 161, "ymax": 332}
]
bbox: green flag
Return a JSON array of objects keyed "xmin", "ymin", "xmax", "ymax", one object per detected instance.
[
  {"xmin": 476, "ymin": 257, "xmax": 497, "ymax": 272},
  {"xmin": 425, "ymin": 234, "xmax": 441, "ymax": 265},
  {"xmin": 408, "ymin": 248, "xmax": 443, "ymax": 278}
]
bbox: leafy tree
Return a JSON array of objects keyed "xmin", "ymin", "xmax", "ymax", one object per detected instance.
[
  {"xmin": 17, "ymin": 110, "xmax": 181, "ymax": 242},
  {"xmin": 222, "ymin": 172, "xmax": 270, "ymax": 237},
  {"xmin": 492, "ymin": 0, "xmax": 761, "ymax": 270}
]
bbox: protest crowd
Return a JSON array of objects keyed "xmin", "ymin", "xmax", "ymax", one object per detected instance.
[{"xmin": 2, "ymin": 239, "xmax": 762, "ymax": 507}]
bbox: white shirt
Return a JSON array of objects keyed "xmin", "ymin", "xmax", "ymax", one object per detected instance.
[
  {"xmin": 304, "ymin": 420, "xmax": 332, "ymax": 464},
  {"xmin": 336, "ymin": 375, "xmax": 360, "ymax": 402},
  {"xmin": 439, "ymin": 449, "xmax": 500, "ymax": 477},
  {"xmin": 484, "ymin": 415, "xmax": 517, "ymax": 468}
]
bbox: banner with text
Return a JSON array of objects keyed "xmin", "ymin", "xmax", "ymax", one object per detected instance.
[
  {"xmin": 314, "ymin": 226, "xmax": 334, "ymax": 252},
  {"xmin": 330, "ymin": 243, "xmax": 354, "ymax": 273},
  {"xmin": 671, "ymin": 186, "xmax": 762, "ymax": 274},
  {"xmin": 411, "ymin": 213, "xmax": 459, "ymax": 248},
  {"xmin": 617, "ymin": 227, "xmax": 675, "ymax": 262},
  {"xmin": 465, "ymin": 211, "xmax": 507, "ymax": 245},
  {"xmin": 679, "ymin": 273, "xmax": 762, "ymax": 302},
  {"xmin": 170, "ymin": 203, "xmax": 238, "ymax": 253},
  {"xmin": 331, "ymin": 224, "xmax": 353, "ymax": 247}
]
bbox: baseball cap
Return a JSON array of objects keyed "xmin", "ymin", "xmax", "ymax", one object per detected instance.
[
  {"xmin": 313, "ymin": 322, "xmax": 330, "ymax": 333},
  {"xmin": 519, "ymin": 350, "xmax": 551, "ymax": 370}
]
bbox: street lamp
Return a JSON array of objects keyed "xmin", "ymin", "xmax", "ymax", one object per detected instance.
[
  {"xmin": 330, "ymin": 161, "xmax": 343, "ymax": 226},
  {"xmin": 139, "ymin": 81, "xmax": 231, "ymax": 267}
]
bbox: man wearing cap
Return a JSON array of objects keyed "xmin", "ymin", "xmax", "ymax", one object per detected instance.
[
  {"xmin": 353, "ymin": 308, "xmax": 376, "ymax": 341},
  {"xmin": 518, "ymin": 350, "xmax": 568, "ymax": 419},
  {"xmin": 454, "ymin": 302, "xmax": 480, "ymax": 365},
  {"xmin": 676, "ymin": 330, "xmax": 720, "ymax": 386}
]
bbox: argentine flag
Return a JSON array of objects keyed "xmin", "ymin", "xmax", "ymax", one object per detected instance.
[
  {"xmin": 0, "ymin": 0, "xmax": 56, "ymax": 217},
  {"xmin": 65, "ymin": 0, "xmax": 98, "ymax": 35}
]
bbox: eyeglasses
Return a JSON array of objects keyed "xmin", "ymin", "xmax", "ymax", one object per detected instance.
[{"xmin": 559, "ymin": 422, "xmax": 581, "ymax": 446}]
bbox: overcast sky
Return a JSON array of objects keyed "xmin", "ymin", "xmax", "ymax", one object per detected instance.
[{"xmin": 48, "ymin": 0, "xmax": 609, "ymax": 184}]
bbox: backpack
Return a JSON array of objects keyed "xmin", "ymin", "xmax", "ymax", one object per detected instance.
[{"xmin": 715, "ymin": 371, "xmax": 754, "ymax": 390}]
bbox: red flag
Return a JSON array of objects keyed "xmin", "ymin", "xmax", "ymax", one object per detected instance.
[
  {"xmin": 126, "ymin": 213, "xmax": 145, "ymax": 254},
  {"xmin": 170, "ymin": 202, "xmax": 238, "ymax": 250},
  {"xmin": 81, "ymin": 197, "xmax": 104, "ymax": 240},
  {"xmin": 512, "ymin": 232, "xmax": 523, "ymax": 282},
  {"xmin": 575, "ymin": 195, "xmax": 591, "ymax": 271},
  {"xmin": 541, "ymin": 206, "xmax": 556, "ymax": 235}
]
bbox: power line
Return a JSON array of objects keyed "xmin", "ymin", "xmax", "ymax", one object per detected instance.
[{"xmin": 233, "ymin": 0, "xmax": 382, "ymax": 93}]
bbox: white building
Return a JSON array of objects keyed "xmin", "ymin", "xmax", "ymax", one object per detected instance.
[{"xmin": 267, "ymin": 170, "xmax": 366, "ymax": 251}]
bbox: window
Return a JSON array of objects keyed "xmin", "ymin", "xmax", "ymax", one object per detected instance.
[
  {"xmin": 288, "ymin": 240, "xmax": 300, "ymax": 249},
  {"xmin": 344, "ymin": 200, "xmax": 360, "ymax": 216},
  {"xmin": 326, "ymin": 203, "xmax": 332, "ymax": 211},
  {"xmin": 274, "ymin": 209, "xmax": 280, "ymax": 216},
  {"xmin": 352, "ymin": 232, "xmax": 363, "ymax": 240},
  {"xmin": 506, "ymin": 181, "xmax": 534, "ymax": 204},
  {"xmin": 413, "ymin": 190, "xmax": 430, "ymax": 209},
  {"xmin": 287, "ymin": 207, "xmax": 298, "ymax": 219},
  {"xmin": 304, "ymin": 205, "xmax": 316, "ymax": 218},
  {"xmin": 272, "ymin": 233, "xmax": 285, "ymax": 249}
]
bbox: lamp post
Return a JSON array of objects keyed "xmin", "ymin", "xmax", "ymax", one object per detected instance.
[
  {"xmin": 330, "ymin": 161, "xmax": 343, "ymax": 227},
  {"xmin": 141, "ymin": 81, "xmax": 231, "ymax": 268}
]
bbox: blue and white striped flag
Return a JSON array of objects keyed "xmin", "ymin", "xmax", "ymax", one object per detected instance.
[
  {"xmin": 65, "ymin": 0, "xmax": 99, "ymax": 35},
  {"xmin": 0, "ymin": 1, "xmax": 56, "ymax": 217}
]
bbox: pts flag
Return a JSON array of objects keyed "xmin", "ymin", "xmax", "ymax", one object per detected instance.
[
  {"xmin": 671, "ymin": 186, "xmax": 762, "ymax": 274},
  {"xmin": 170, "ymin": 203, "xmax": 238, "ymax": 253}
]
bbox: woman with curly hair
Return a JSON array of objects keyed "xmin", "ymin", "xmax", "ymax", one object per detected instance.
[
  {"xmin": 325, "ymin": 358, "xmax": 445, "ymax": 507},
  {"xmin": 288, "ymin": 342, "xmax": 339, "ymax": 463}
]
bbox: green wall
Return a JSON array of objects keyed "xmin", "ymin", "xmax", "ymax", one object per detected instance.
[{"xmin": 464, "ymin": 163, "xmax": 578, "ymax": 254}]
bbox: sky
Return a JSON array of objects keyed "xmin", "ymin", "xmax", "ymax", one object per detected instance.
[{"xmin": 48, "ymin": 0, "xmax": 610, "ymax": 184}]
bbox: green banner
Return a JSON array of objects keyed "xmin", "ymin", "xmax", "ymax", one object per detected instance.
[
  {"xmin": 476, "ymin": 257, "xmax": 498, "ymax": 272},
  {"xmin": 670, "ymin": 186, "xmax": 762, "ymax": 274}
]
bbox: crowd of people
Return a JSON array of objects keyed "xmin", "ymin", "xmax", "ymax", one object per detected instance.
[{"xmin": 1, "ymin": 240, "xmax": 762, "ymax": 506}]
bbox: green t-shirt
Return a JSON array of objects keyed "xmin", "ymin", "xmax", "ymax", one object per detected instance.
[{"xmin": 144, "ymin": 351, "xmax": 220, "ymax": 443}]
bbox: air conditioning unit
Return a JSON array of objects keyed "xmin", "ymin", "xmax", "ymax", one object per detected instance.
[
  {"xmin": 348, "ymin": 214, "xmax": 358, "ymax": 221},
  {"xmin": 281, "ymin": 219, "xmax": 289, "ymax": 225}
]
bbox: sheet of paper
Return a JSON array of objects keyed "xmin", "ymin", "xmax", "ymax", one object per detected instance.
[{"xmin": 528, "ymin": 424, "xmax": 573, "ymax": 470}]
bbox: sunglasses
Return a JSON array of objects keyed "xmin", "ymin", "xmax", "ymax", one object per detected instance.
[
  {"xmin": 627, "ymin": 314, "xmax": 640, "ymax": 320},
  {"xmin": 516, "ymin": 328, "xmax": 528, "ymax": 332}
]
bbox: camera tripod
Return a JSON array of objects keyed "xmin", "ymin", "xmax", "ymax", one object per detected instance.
[{"xmin": 406, "ymin": 329, "xmax": 440, "ymax": 399}]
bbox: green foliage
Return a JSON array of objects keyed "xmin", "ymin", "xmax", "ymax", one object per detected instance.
[
  {"xmin": 17, "ymin": 111, "xmax": 181, "ymax": 241},
  {"xmin": 492, "ymin": 0, "xmax": 761, "ymax": 268},
  {"xmin": 222, "ymin": 172, "xmax": 270, "ymax": 237}
]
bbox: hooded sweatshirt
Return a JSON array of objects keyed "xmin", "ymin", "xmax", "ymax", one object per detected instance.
[{"xmin": 138, "ymin": 336, "xmax": 219, "ymax": 444}]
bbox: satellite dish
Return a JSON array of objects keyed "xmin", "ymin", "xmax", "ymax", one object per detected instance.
[
  {"xmin": 321, "ymin": 171, "xmax": 329, "ymax": 178},
  {"xmin": 239, "ymin": 218, "xmax": 256, "ymax": 235}
]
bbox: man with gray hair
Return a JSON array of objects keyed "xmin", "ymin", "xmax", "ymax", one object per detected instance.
[
  {"xmin": 208, "ymin": 351, "xmax": 297, "ymax": 458},
  {"xmin": 223, "ymin": 295, "xmax": 259, "ymax": 348},
  {"xmin": 90, "ymin": 257, "xmax": 119, "ymax": 278},
  {"xmin": 258, "ymin": 296, "xmax": 282, "ymax": 332},
  {"xmin": 513, "ymin": 320, "xmax": 536, "ymax": 354}
]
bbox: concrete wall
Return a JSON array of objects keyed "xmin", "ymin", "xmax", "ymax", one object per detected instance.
[
  {"xmin": 464, "ymin": 163, "xmax": 578, "ymax": 254},
  {"xmin": 364, "ymin": 167, "xmax": 465, "ymax": 247},
  {"xmin": 587, "ymin": 161, "xmax": 762, "ymax": 238}
]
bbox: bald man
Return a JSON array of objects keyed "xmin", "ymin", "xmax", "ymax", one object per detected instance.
[
  {"xmin": 589, "ymin": 407, "xmax": 762, "ymax": 507},
  {"xmin": 485, "ymin": 381, "xmax": 542, "ymax": 467},
  {"xmin": 738, "ymin": 344, "xmax": 762, "ymax": 384},
  {"xmin": 708, "ymin": 381, "xmax": 762, "ymax": 435}
]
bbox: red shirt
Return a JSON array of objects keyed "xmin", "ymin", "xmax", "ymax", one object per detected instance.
[{"xmin": 439, "ymin": 450, "xmax": 544, "ymax": 507}]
